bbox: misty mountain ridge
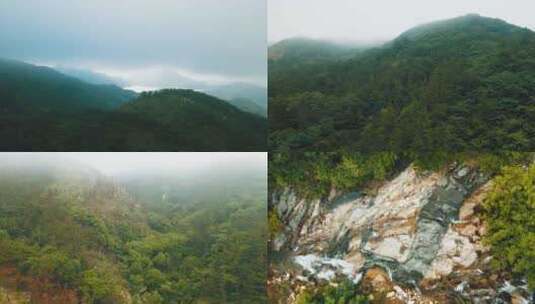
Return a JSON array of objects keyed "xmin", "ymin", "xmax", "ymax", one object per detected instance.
[
  {"xmin": 0, "ymin": 58, "xmax": 267, "ymax": 151},
  {"xmin": 269, "ymin": 14, "xmax": 532, "ymax": 64},
  {"xmin": 55, "ymin": 64, "xmax": 267, "ymax": 116},
  {"xmin": 269, "ymin": 37, "xmax": 381, "ymax": 62},
  {"xmin": 396, "ymin": 13, "xmax": 529, "ymax": 41},
  {"xmin": 0, "ymin": 58, "xmax": 137, "ymax": 112},
  {"xmin": 204, "ymin": 82, "xmax": 267, "ymax": 117},
  {"xmin": 54, "ymin": 66, "xmax": 126, "ymax": 86},
  {"xmin": 269, "ymin": 14, "xmax": 535, "ymax": 151}
]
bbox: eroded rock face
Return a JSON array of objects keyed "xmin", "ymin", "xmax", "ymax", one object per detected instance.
[
  {"xmin": 269, "ymin": 164, "xmax": 533, "ymax": 303},
  {"xmin": 293, "ymin": 255, "xmax": 362, "ymax": 283}
]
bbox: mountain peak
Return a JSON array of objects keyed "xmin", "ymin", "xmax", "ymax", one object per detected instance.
[
  {"xmin": 397, "ymin": 14, "xmax": 526, "ymax": 41},
  {"xmin": 461, "ymin": 13, "xmax": 482, "ymax": 19}
]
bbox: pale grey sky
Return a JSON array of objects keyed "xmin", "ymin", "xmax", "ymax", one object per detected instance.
[
  {"xmin": 269, "ymin": 0, "xmax": 535, "ymax": 43},
  {"xmin": 0, "ymin": 0, "xmax": 267, "ymax": 87},
  {"xmin": 62, "ymin": 152, "xmax": 267, "ymax": 175},
  {"xmin": 0, "ymin": 153, "xmax": 267, "ymax": 176}
]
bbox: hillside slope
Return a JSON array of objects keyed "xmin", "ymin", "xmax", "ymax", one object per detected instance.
[
  {"xmin": 0, "ymin": 59, "xmax": 267, "ymax": 151},
  {"xmin": 120, "ymin": 89, "xmax": 267, "ymax": 150},
  {"xmin": 226, "ymin": 97, "xmax": 267, "ymax": 117},
  {"xmin": 0, "ymin": 156, "xmax": 267, "ymax": 303},
  {"xmin": 0, "ymin": 58, "xmax": 136, "ymax": 112},
  {"xmin": 269, "ymin": 14, "xmax": 535, "ymax": 151},
  {"xmin": 207, "ymin": 82, "xmax": 267, "ymax": 107}
]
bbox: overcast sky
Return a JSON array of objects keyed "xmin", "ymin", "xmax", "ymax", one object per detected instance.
[
  {"xmin": 0, "ymin": 153, "xmax": 267, "ymax": 176},
  {"xmin": 0, "ymin": 0, "xmax": 266, "ymax": 88},
  {"xmin": 269, "ymin": 0, "xmax": 535, "ymax": 43},
  {"xmin": 62, "ymin": 152, "xmax": 267, "ymax": 175}
]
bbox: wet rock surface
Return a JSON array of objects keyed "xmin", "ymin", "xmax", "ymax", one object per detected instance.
[{"xmin": 269, "ymin": 164, "xmax": 533, "ymax": 303}]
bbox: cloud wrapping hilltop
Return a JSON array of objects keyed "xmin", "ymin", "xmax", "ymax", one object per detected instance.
[{"xmin": 269, "ymin": 0, "xmax": 535, "ymax": 43}]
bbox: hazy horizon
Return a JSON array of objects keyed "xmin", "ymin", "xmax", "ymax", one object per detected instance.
[
  {"xmin": 269, "ymin": 0, "xmax": 535, "ymax": 44},
  {"xmin": 0, "ymin": 152, "xmax": 267, "ymax": 176},
  {"xmin": 0, "ymin": 0, "xmax": 267, "ymax": 89}
]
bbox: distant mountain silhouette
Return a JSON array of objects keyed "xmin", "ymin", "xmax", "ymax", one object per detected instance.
[{"xmin": 0, "ymin": 59, "xmax": 267, "ymax": 151}]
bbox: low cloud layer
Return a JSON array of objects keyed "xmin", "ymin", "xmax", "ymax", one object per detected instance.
[
  {"xmin": 0, "ymin": 152, "xmax": 267, "ymax": 176},
  {"xmin": 0, "ymin": 0, "xmax": 266, "ymax": 87},
  {"xmin": 269, "ymin": 0, "xmax": 535, "ymax": 43},
  {"xmin": 62, "ymin": 152, "xmax": 267, "ymax": 176}
]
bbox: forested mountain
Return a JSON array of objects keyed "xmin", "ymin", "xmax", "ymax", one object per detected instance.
[
  {"xmin": 0, "ymin": 58, "xmax": 137, "ymax": 111},
  {"xmin": 269, "ymin": 14, "xmax": 535, "ymax": 151},
  {"xmin": 55, "ymin": 67, "xmax": 268, "ymax": 117},
  {"xmin": 120, "ymin": 90, "xmax": 267, "ymax": 150},
  {"xmin": 0, "ymin": 59, "xmax": 267, "ymax": 151},
  {"xmin": 206, "ymin": 83, "xmax": 267, "ymax": 117},
  {"xmin": 0, "ymin": 155, "xmax": 266, "ymax": 303},
  {"xmin": 222, "ymin": 97, "xmax": 264, "ymax": 117},
  {"xmin": 268, "ymin": 37, "xmax": 373, "ymax": 64}
]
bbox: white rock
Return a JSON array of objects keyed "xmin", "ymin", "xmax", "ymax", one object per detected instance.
[
  {"xmin": 425, "ymin": 228, "xmax": 478, "ymax": 279},
  {"xmin": 293, "ymin": 254, "xmax": 362, "ymax": 283},
  {"xmin": 364, "ymin": 235, "xmax": 413, "ymax": 262}
]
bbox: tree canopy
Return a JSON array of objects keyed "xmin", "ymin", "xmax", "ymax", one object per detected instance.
[
  {"xmin": 269, "ymin": 15, "xmax": 535, "ymax": 152},
  {"xmin": 0, "ymin": 163, "xmax": 266, "ymax": 303}
]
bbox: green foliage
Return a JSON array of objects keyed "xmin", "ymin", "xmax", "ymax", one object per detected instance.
[
  {"xmin": 482, "ymin": 164, "xmax": 535, "ymax": 289},
  {"xmin": 473, "ymin": 152, "xmax": 533, "ymax": 175},
  {"xmin": 269, "ymin": 152, "xmax": 400, "ymax": 198},
  {"xmin": 119, "ymin": 89, "xmax": 267, "ymax": 151},
  {"xmin": 268, "ymin": 209, "xmax": 283, "ymax": 238},
  {"xmin": 0, "ymin": 164, "xmax": 266, "ymax": 303},
  {"xmin": 295, "ymin": 282, "xmax": 369, "ymax": 304},
  {"xmin": 0, "ymin": 232, "xmax": 39, "ymax": 266},
  {"xmin": 144, "ymin": 268, "xmax": 165, "ymax": 290},
  {"xmin": 152, "ymin": 252, "xmax": 169, "ymax": 269},
  {"xmin": 25, "ymin": 247, "xmax": 82, "ymax": 286},
  {"xmin": 80, "ymin": 265, "xmax": 122, "ymax": 303},
  {"xmin": 269, "ymin": 15, "xmax": 535, "ymax": 151},
  {"xmin": 138, "ymin": 291, "xmax": 164, "ymax": 304},
  {"xmin": 270, "ymin": 151, "xmax": 534, "ymax": 199}
]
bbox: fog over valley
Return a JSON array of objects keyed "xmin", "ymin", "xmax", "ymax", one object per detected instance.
[
  {"xmin": 0, "ymin": 152, "xmax": 266, "ymax": 179},
  {"xmin": 0, "ymin": 152, "xmax": 267, "ymax": 302}
]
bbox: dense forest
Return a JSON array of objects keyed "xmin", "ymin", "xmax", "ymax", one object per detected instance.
[
  {"xmin": 0, "ymin": 155, "xmax": 267, "ymax": 303},
  {"xmin": 269, "ymin": 151, "xmax": 532, "ymax": 200},
  {"xmin": 0, "ymin": 59, "xmax": 267, "ymax": 151},
  {"xmin": 269, "ymin": 14, "xmax": 535, "ymax": 151}
]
